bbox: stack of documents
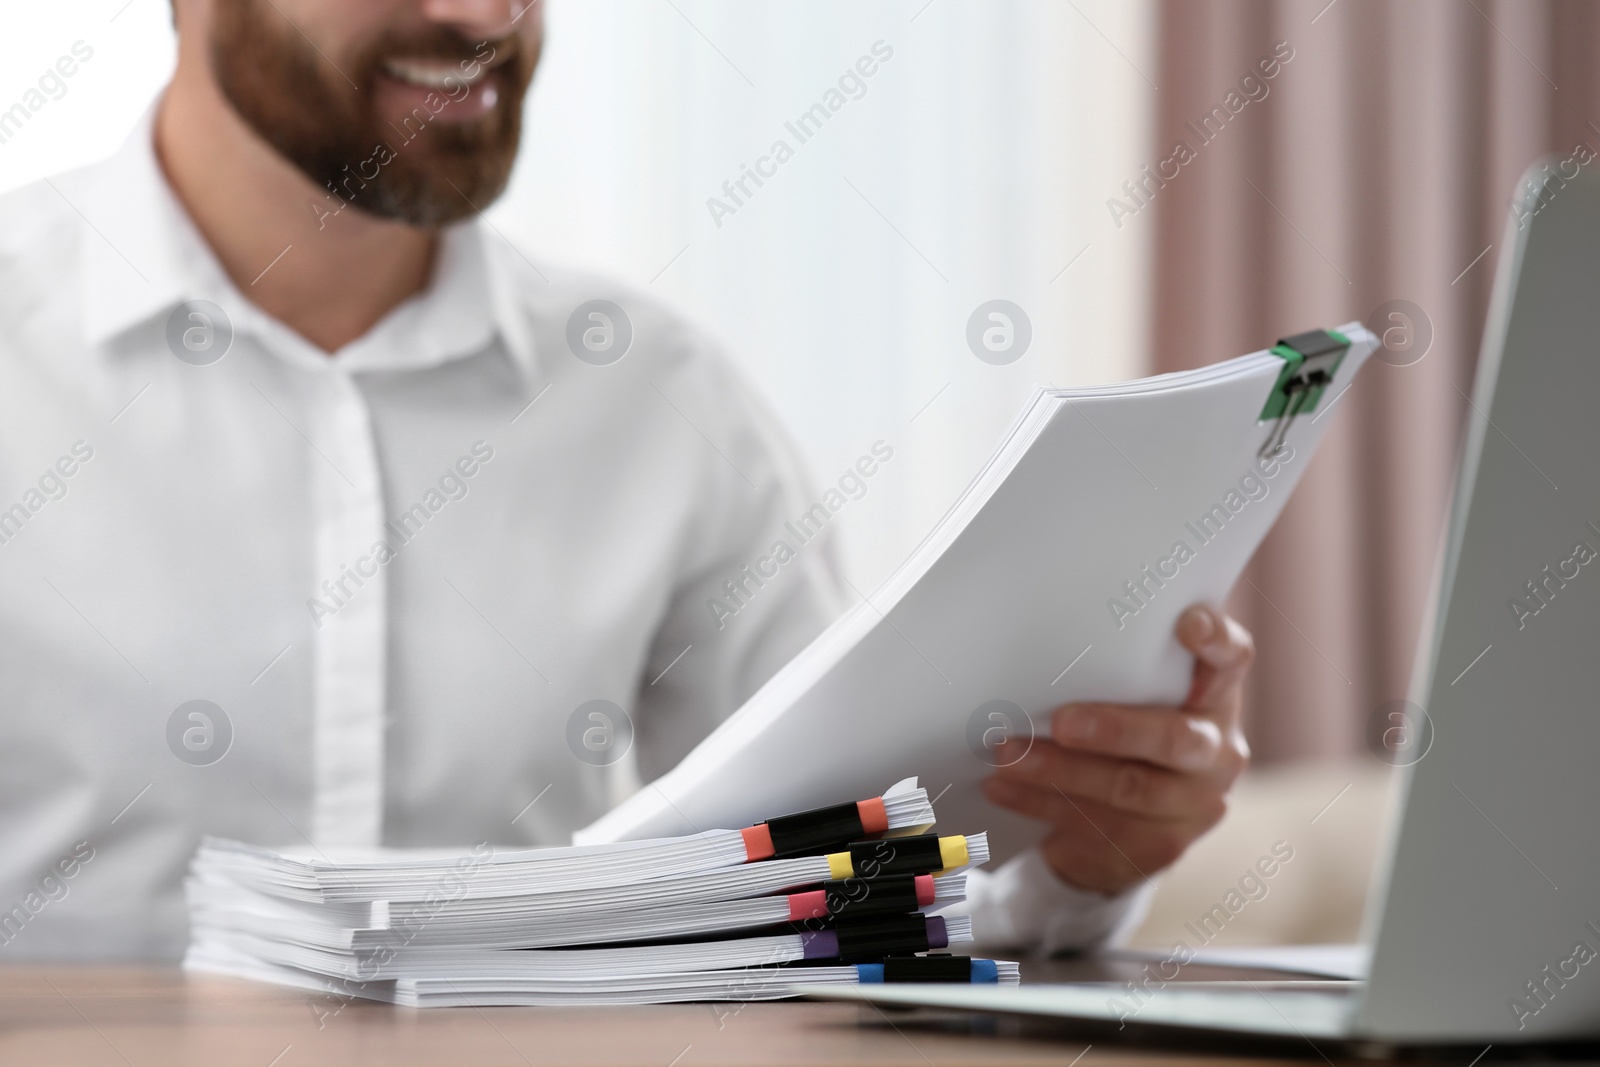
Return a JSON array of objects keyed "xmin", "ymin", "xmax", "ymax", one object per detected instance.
[{"xmin": 184, "ymin": 780, "xmax": 1019, "ymax": 1006}]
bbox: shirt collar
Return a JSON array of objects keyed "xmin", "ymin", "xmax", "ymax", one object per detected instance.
[
  {"xmin": 73, "ymin": 106, "xmax": 539, "ymax": 384},
  {"xmin": 74, "ymin": 108, "xmax": 205, "ymax": 351}
]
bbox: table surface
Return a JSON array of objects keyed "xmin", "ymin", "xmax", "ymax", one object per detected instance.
[{"xmin": 0, "ymin": 955, "xmax": 1372, "ymax": 1066}]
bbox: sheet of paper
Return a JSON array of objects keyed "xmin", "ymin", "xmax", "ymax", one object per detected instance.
[{"xmin": 580, "ymin": 326, "xmax": 1377, "ymax": 864}]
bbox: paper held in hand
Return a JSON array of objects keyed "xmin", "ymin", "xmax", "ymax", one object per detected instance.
[{"xmin": 577, "ymin": 325, "xmax": 1378, "ymax": 864}]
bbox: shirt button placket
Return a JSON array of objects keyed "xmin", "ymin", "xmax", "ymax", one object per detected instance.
[{"xmin": 308, "ymin": 370, "xmax": 388, "ymax": 848}]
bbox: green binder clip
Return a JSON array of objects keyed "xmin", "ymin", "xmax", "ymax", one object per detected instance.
[{"xmin": 1258, "ymin": 328, "xmax": 1350, "ymax": 456}]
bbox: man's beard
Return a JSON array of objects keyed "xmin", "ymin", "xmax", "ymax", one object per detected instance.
[{"xmin": 211, "ymin": 0, "xmax": 539, "ymax": 227}]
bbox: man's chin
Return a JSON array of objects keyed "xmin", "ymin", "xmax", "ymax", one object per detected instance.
[
  {"xmin": 332, "ymin": 160, "xmax": 515, "ymax": 228},
  {"xmin": 313, "ymin": 108, "xmax": 522, "ymax": 226}
]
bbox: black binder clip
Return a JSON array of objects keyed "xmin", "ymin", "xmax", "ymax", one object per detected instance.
[{"xmin": 1258, "ymin": 328, "xmax": 1350, "ymax": 458}]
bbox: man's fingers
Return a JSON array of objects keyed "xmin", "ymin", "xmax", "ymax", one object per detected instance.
[
  {"xmin": 990, "ymin": 740, "xmax": 1226, "ymax": 820},
  {"xmin": 982, "ymin": 776, "xmax": 1144, "ymax": 838},
  {"xmin": 1177, "ymin": 604, "xmax": 1255, "ymax": 712},
  {"xmin": 989, "ymin": 603, "xmax": 1253, "ymax": 895},
  {"xmin": 981, "ymin": 778, "xmax": 1199, "ymax": 894},
  {"xmin": 1047, "ymin": 702, "xmax": 1225, "ymax": 773}
]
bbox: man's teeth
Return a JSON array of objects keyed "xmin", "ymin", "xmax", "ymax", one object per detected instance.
[{"xmin": 382, "ymin": 58, "xmax": 486, "ymax": 89}]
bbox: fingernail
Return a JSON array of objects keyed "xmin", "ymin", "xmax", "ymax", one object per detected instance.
[
  {"xmin": 1177, "ymin": 721, "xmax": 1222, "ymax": 769},
  {"xmin": 1176, "ymin": 730, "xmax": 1209, "ymax": 770},
  {"xmin": 1184, "ymin": 606, "xmax": 1215, "ymax": 644}
]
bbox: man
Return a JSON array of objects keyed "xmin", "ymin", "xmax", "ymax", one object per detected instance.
[{"xmin": 0, "ymin": 0, "xmax": 1252, "ymax": 960}]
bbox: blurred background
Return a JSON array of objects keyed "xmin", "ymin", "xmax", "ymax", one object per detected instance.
[{"xmin": 4, "ymin": 0, "xmax": 1592, "ymax": 945}]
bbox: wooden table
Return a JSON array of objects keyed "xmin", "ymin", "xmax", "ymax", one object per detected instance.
[{"xmin": 0, "ymin": 956, "xmax": 1368, "ymax": 1066}]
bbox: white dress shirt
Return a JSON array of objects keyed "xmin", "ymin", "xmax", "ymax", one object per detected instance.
[{"xmin": 0, "ymin": 115, "xmax": 1145, "ymax": 960}]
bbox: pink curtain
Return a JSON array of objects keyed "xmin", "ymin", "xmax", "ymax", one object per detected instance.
[{"xmin": 1150, "ymin": 0, "xmax": 1600, "ymax": 761}]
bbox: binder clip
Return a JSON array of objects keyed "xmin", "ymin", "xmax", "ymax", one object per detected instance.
[{"xmin": 1258, "ymin": 328, "xmax": 1350, "ymax": 457}]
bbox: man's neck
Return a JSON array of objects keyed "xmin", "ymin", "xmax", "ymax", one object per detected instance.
[{"xmin": 154, "ymin": 58, "xmax": 437, "ymax": 354}]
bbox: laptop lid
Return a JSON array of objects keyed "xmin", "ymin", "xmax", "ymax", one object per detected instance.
[{"xmin": 1355, "ymin": 159, "xmax": 1600, "ymax": 1042}]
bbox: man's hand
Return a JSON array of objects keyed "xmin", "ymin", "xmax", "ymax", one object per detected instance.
[{"xmin": 981, "ymin": 604, "xmax": 1253, "ymax": 896}]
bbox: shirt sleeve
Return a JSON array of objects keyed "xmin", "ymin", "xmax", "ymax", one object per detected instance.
[
  {"xmin": 629, "ymin": 331, "xmax": 848, "ymax": 786},
  {"xmin": 947, "ymin": 847, "xmax": 1156, "ymax": 955}
]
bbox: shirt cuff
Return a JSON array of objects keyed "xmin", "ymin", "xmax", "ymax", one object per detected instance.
[{"xmin": 945, "ymin": 846, "xmax": 1156, "ymax": 956}]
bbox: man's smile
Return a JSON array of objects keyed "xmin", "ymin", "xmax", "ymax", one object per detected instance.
[{"xmin": 375, "ymin": 49, "xmax": 512, "ymax": 124}]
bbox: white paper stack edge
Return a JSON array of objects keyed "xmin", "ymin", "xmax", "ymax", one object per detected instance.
[{"xmin": 183, "ymin": 781, "xmax": 1018, "ymax": 1006}]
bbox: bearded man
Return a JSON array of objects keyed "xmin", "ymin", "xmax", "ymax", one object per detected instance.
[{"xmin": 0, "ymin": 0, "xmax": 1253, "ymax": 959}]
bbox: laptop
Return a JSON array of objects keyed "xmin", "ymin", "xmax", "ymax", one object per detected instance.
[{"xmin": 804, "ymin": 157, "xmax": 1600, "ymax": 1049}]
